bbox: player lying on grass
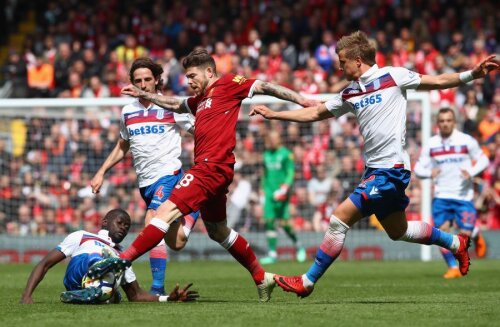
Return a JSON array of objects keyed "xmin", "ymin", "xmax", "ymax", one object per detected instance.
[
  {"xmin": 20, "ymin": 209, "xmax": 198, "ymax": 304},
  {"xmin": 250, "ymin": 30, "xmax": 499, "ymax": 298}
]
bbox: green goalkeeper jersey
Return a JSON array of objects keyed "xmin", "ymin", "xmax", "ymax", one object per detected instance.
[{"xmin": 262, "ymin": 146, "xmax": 295, "ymax": 194}]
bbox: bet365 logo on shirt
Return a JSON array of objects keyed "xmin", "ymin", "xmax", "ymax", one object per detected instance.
[
  {"xmin": 128, "ymin": 124, "xmax": 166, "ymax": 136},
  {"xmin": 353, "ymin": 94, "xmax": 382, "ymax": 110}
]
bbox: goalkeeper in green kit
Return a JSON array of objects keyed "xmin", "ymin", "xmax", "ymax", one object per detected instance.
[{"xmin": 260, "ymin": 130, "xmax": 306, "ymax": 265}]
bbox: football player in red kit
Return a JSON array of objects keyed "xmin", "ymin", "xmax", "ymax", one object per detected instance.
[{"xmin": 87, "ymin": 50, "xmax": 317, "ymax": 302}]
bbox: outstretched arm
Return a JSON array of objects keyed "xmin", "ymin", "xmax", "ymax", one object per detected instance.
[
  {"xmin": 250, "ymin": 103, "xmax": 334, "ymax": 123},
  {"xmin": 91, "ymin": 139, "xmax": 130, "ymax": 193},
  {"xmin": 20, "ymin": 249, "xmax": 66, "ymax": 304},
  {"xmin": 121, "ymin": 84, "xmax": 190, "ymax": 113},
  {"xmin": 252, "ymin": 81, "xmax": 319, "ymax": 107},
  {"xmin": 418, "ymin": 55, "xmax": 498, "ymax": 90}
]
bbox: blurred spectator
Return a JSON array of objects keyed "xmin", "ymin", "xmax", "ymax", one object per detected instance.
[
  {"xmin": 267, "ymin": 42, "xmax": 282, "ymax": 76},
  {"xmin": 81, "ymin": 48, "xmax": 104, "ymax": 81},
  {"xmin": 414, "ymin": 40, "xmax": 439, "ymax": 75},
  {"xmin": 53, "ymin": 42, "xmax": 73, "ymax": 93},
  {"xmin": 279, "ymin": 37, "xmax": 297, "ymax": 70},
  {"xmin": 0, "ymin": 138, "xmax": 12, "ymax": 174},
  {"xmin": 484, "ymin": 165, "xmax": 500, "ymax": 229},
  {"xmin": 43, "ymin": 35, "xmax": 57, "ymax": 64},
  {"xmin": 81, "ymin": 75, "xmax": 110, "ymax": 98},
  {"xmin": 2, "ymin": 50, "xmax": 28, "ymax": 98},
  {"xmin": 227, "ymin": 172, "xmax": 252, "ymax": 230},
  {"xmin": 307, "ymin": 164, "xmax": 333, "ymax": 207},
  {"xmin": 247, "ymin": 29, "xmax": 262, "ymax": 59},
  {"xmin": 160, "ymin": 49, "xmax": 182, "ymax": 94},
  {"xmin": 115, "ymin": 34, "xmax": 147, "ymax": 64},
  {"xmin": 62, "ymin": 71, "xmax": 83, "ymax": 98},
  {"xmin": 336, "ymin": 156, "xmax": 362, "ymax": 196},
  {"xmin": 478, "ymin": 109, "xmax": 500, "ymax": 143},
  {"xmin": 212, "ymin": 42, "xmax": 233, "ymax": 76},
  {"xmin": 27, "ymin": 54, "xmax": 54, "ymax": 97},
  {"xmin": 314, "ymin": 30, "xmax": 336, "ymax": 73},
  {"xmin": 470, "ymin": 39, "xmax": 490, "ymax": 68},
  {"xmin": 290, "ymin": 186, "xmax": 314, "ymax": 232},
  {"xmin": 460, "ymin": 89, "xmax": 482, "ymax": 135},
  {"xmin": 238, "ymin": 45, "xmax": 258, "ymax": 70}
]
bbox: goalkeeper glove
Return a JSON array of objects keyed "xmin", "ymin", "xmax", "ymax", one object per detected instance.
[{"xmin": 273, "ymin": 184, "xmax": 289, "ymax": 202}]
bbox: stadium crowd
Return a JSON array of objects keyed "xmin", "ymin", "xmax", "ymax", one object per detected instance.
[{"xmin": 0, "ymin": 0, "xmax": 499, "ymax": 236}]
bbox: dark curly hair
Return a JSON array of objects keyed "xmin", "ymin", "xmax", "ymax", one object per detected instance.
[{"xmin": 129, "ymin": 57, "xmax": 164, "ymax": 91}]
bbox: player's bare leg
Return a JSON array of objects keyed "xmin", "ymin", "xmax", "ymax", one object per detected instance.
[
  {"xmin": 165, "ymin": 222, "xmax": 188, "ymax": 250},
  {"xmin": 164, "ymin": 212, "xmax": 199, "ymax": 251},
  {"xmin": 275, "ymin": 198, "xmax": 361, "ymax": 298},
  {"xmin": 381, "ymin": 211, "xmax": 471, "ymax": 275},
  {"xmin": 205, "ymin": 220, "xmax": 276, "ymax": 302}
]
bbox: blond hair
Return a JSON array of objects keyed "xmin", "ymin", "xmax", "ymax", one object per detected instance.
[{"xmin": 336, "ymin": 31, "xmax": 376, "ymax": 66}]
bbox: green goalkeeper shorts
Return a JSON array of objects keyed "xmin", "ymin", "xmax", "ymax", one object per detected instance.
[{"xmin": 263, "ymin": 196, "xmax": 290, "ymax": 220}]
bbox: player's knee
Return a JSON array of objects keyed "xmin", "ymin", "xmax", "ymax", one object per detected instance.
[
  {"xmin": 168, "ymin": 244, "xmax": 184, "ymax": 251},
  {"xmin": 207, "ymin": 227, "xmax": 231, "ymax": 243},
  {"xmin": 164, "ymin": 235, "xmax": 187, "ymax": 251},
  {"xmin": 207, "ymin": 230, "xmax": 225, "ymax": 243},
  {"xmin": 388, "ymin": 230, "xmax": 405, "ymax": 241},
  {"xmin": 205, "ymin": 221, "xmax": 230, "ymax": 242},
  {"xmin": 329, "ymin": 215, "xmax": 349, "ymax": 233}
]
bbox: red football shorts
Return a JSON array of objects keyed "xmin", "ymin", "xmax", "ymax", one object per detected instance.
[{"xmin": 169, "ymin": 162, "xmax": 234, "ymax": 222}]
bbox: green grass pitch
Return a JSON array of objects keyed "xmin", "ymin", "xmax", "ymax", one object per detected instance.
[{"xmin": 2, "ymin": 259, "xmax": 499, "ymax": 327}]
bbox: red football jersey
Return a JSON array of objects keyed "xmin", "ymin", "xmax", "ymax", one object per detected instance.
[{"xmin": 186, "ymin": 74, "xmax": 257, "ymax": 164}]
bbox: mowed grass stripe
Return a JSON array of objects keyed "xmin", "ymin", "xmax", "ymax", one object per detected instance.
[{"xmin": 2, "ymin": 260, "xmax": 499, "ymax": 327}]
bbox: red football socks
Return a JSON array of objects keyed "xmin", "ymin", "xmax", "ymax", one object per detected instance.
[
  {"xmin": 227, "ymin": 234, "xmax": 265, "ymax": 284},
  {"xmin": 120, "ymin": 224, "xmax": 166, "ymax": 261}
]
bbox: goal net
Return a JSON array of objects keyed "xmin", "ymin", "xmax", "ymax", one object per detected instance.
[{"xmin": 0, "ymin": 93, "xmax": 433, "ymax": 263}]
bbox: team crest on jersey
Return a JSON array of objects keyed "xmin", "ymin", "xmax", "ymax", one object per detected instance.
[
  {"xmin": 197, "ymin": 98, "xmax": 212, "ymax": 112},
  {"xmin": 232, "ymin": 75, "xmax": 247, "ymax": 85},
  {"xmin": 156, "ymin": 109, "xmax": 164, "ymax": 119}
]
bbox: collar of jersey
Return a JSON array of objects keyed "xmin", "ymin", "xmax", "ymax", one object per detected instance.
[
  {"xmin": 97, "ymin": 229, "xmax": 116, "ymax": 248},
  {"xmin": 135, "ymin": 92, "xmax": 163, "ymax": 110},
  {"xmin": 440, "ymin": 129, "xmax": 459, "ymax": 143},
  {"xmin": 358, "ymin": 64, "xmax": 379, "ymax": 85}
]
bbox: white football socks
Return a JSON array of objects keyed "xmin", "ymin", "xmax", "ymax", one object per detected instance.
[{"xmin": 150, "ymin": 217, "xmax": 170, "ymax": 233}]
